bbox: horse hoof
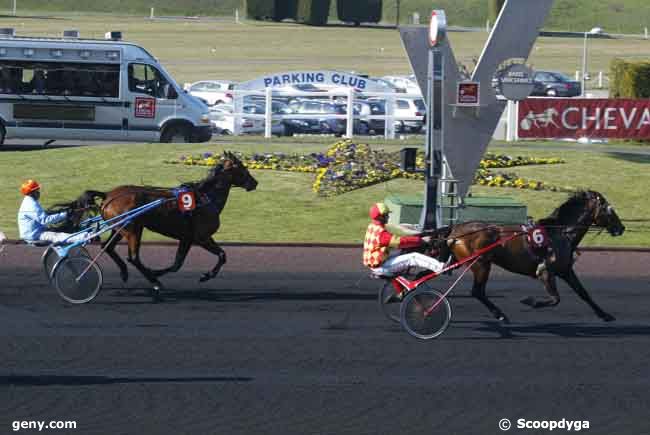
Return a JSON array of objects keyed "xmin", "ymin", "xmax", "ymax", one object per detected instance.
[
  {"xmin": 601, "ymin": 313, "xmax": 616, "ymax": 322},
  {"xmin": 199, "ymin": 274, "xmax": 211, "ymax": 283},
  {"xmin": 498, "ymin": 315, "xmax": 510, "ymax": 324},
  {"xmin": 520, "ymin": 296, "xmax": 536, "ymax": 307},
  {"xmin": 120, "ymin": 271, "xmax": 129, "ymax": 283}
]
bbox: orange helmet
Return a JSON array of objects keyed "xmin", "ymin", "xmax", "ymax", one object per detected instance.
[
  {"xmin": 20, "ymin": 179, "xmax": 41, "ymax": 196},
  {"xmin": 369, "ymin": 202, "xmax": 390, "ymax": 220}
]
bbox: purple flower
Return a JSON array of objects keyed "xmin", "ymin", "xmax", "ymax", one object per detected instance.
[
  {"xmin": 203, "ymin": 152, "xmax": 213, "ymax": 158},
  {"xmin": 180, "ymin": 155, "xmax": 186, "ymax": 161}
]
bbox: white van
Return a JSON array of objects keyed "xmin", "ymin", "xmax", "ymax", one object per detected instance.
[{"xmin": 0, "ymin": 29, "xmax": 212, "ymax": 145}]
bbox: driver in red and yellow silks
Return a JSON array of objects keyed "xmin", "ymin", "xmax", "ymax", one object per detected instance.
[{"xmin": 363, "ymin": 203, "xmax": 445, "ymax": 298}]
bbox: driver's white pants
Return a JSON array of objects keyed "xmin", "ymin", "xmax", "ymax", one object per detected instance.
[
  {"xmin": 38, "ymin": 231, "xmax": 88, "ymax": 244},
  {"xmin": 372, "ymin": 252, "xmax": 445, "ymax": 276}
]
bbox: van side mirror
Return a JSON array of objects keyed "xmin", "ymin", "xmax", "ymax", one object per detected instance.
[{"xmin": 167, "ymin": 86, "xmax": 178, "ymax": 99}]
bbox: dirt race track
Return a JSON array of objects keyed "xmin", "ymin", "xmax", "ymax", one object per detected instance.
[{"xmin": 1, "ymin": 245, "xmax": 649, "ymax": 435}]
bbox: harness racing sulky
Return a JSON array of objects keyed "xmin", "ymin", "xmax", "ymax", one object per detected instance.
[
  {"xmin": 376, "ymin": 191, "xmax": 625, "ymax": 340},
  {"xmin": 37, "ymin": 152, "xmax": 257, "ymax": 304}
]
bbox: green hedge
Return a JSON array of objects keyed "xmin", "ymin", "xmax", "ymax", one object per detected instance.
[
  {"xmin": 610, "ymin": 58, "xmax": 650, "ymax": 98},
  {"xmin": 274, "ymin": 0, "xmax": 298, "ymax": 20},
  {"xmin": 296, "ymin": 0, "xmax": 331, "ymax": 25},
  {"xmin": 488, "ymin": 0, "xmax": 506, "ymax": 23},
  {"xmin": 245, "ymin": 0, "xmax": 275, "ymax": 19},
  {"xmin": 337, "ymin": 0, "xmax": 382, "ymax": 24}
]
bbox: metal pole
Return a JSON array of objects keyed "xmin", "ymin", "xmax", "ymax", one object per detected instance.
[
  {"xmin": 581, "ymin": 32, "xmax": 588, "ymax": 97},
  {"xmin": 420, "ymin": 47, "xmax": 439, "ymax": 231},
  {"xmin": 12, "ymin": 0, "xmax": 16, "ymax": 16}
]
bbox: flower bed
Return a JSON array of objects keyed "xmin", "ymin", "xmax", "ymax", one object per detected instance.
[{"xmin": 165, "ymin": 140, "xmax": 568, "ymax": 196}]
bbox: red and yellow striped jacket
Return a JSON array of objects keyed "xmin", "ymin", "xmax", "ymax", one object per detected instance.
[{"xmin": 363, "ymin": 220, "xmax": 422, "ymax": 268}]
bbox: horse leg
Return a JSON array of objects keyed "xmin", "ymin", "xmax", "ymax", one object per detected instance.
[
  {"xmin": 521, "ymin": 271, "xmax": 561, "ymax": 308},
  {"xmin": 559, "ymin": 268, "xmax": 615, "ymax": 322},
  {"xmin": 471, "ymin": 262, "xmax": 510, "ymax": 323},
  {"xmin": 124, "ymin": 226, "xmax": 164, "ymax": 302},
  {"xmin": 152, "ymin": 238, "xmax": 192, "ymax": 277},
  {"xmin": 102, "ymin": 230, "xmax": 128, "ymax": 283},
  {"xmin": 198, "ymin": 238, "xmax": 226, "ymax": 282}
]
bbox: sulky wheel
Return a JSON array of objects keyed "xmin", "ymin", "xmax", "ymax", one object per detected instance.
[
  {"xmin": 42, "ymin": 246, "xmax": 90, "ymax": 282},
  {"xmin": 400, "ymin": 284, "xmax": 452, "ymax": 340},
  {"xmin": 378, "ymin": 268, "xmax": 429, "ymax": 324},
  {"xmin": 52, "ymin": 256, "xmax": 103, "ymax": 304}
]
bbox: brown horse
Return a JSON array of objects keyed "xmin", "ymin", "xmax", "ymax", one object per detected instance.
[
  {"xmin": 72, "ymin": 152, "xmax": 257, "ymax": 301},
  {"xmin": 446, "ymin": 190, "xmax": 625, "ymax": 323}
]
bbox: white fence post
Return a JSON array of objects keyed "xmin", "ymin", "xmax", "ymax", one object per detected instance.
[
  {"xmin": 150, "ymin": 7, "xmax": 154, "ymax": 19},
  {"xmin": 346, "ymin": 87, "xmax": 354, "ymax": 138},
  {"xmin": 575, "ymin": 70, "xmax": 580, "ymax": 81},
  {"xmin": 385, "ymin": 95, "xmax": 396, "ymax": 140},
  {"xmin": 233, "ymin": 92, "xmax": 243, "ymax": 136},
  {"xmin": 235, "ymin": 9, "xmax": 240, "ymax": 24},
  {"xmin": 506, "ymin": 100, "xmax": 515, "ymax": 142},
  {"xmin": 598, "ymin": 71, "xmax": 604, "ymax": 89},
  {"xmin": 264, "ymin": 87, "xmax": 272, "ymax": 138},
  {"xmin": 514, "ymin": 101, "xmax": 520, "ymax": 141},
  {"xmin": 645, "ymin": 27, "xmax": 649, "ymax": 39}
]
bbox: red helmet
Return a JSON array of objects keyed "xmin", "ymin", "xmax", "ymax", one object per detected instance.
[
  {"xmin": 20, "ymin": 179, "xmax": 40, "ymax": 196},
  {"xmin": 369, "ymin": 202, "xmax": 390, "ymax": 220}
]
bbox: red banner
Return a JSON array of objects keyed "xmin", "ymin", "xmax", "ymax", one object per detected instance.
[{"xmin": 518, "ymin": 98, "xmax": 650, "ymax": 139}]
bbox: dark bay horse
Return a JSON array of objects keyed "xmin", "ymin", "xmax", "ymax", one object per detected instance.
[
  {"xmin": 446, "ymin": 191, "xmax": 625, "ymax": 323},
  {"xmin": 71, "ymin": 152, "xmax": 257, "ymax": 301}
]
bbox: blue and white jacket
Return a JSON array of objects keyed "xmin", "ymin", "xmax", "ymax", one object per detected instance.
[{"xmin": 17, "ymin": 196, "xmax": 67, "ymax": 241}]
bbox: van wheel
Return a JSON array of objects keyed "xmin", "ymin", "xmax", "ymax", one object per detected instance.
[{"xmin": 161, "ymin": 125, "xmax": 190, "ymax": 143}]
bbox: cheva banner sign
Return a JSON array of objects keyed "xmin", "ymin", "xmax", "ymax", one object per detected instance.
[{"xmin": 518, "ymin": 98, "xmax": 650, "ymax": 139}]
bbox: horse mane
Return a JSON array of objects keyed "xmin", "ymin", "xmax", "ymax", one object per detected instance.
[{"xmin": 538, "ymin": 190, "xmax": 594, "ymax": 226}]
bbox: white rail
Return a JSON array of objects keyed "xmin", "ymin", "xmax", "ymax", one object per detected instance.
[{"xmin": 228, "ymin": 88, "xmax": 424, "ymax": 139}]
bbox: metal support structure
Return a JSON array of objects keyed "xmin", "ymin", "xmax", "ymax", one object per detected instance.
[
  {"xmin": 400, "ymin": 0, "xmax": 556, "ymax": 200},
  {"xmin": 420, "ymin": 45, "xmax": 444, "ymax": 231}
]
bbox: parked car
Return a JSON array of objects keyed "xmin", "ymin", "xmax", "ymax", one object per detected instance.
[
  {"xmin": 187, "ymin": 80, "xmax": 236, "ymax": 106},
  {"xmin": 209, "ymin": 103, "xmax": 287, "ymax": 136},
  {"xmin": 394, "ymin": 98, "xmax": 426, "ymax": 133},
  {"xmin": 354, "ymin": 100, "xmax": 386, "ymax": 134},
  {"xmin": 286, "ymin": 100, "xmax": 364, "ymax": 136},
  {"xmin": 530, "ymin": 71, "xmax": 581, "ymax": 97},
  {"xmin": 381, "ymin": 75, "xmax": 423, "ymax": 95}
]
